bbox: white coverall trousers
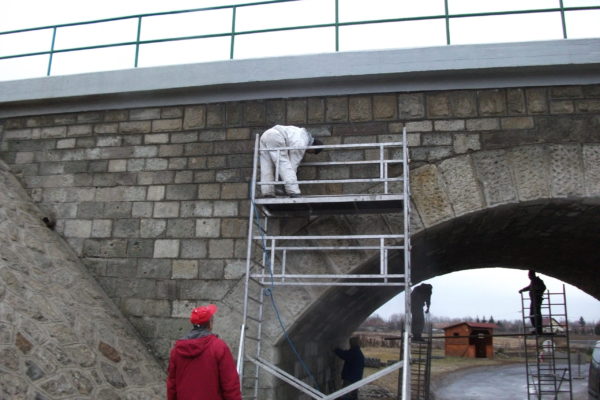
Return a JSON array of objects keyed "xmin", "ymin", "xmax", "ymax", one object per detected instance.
[{"xmin": 259, "ymin": 127, "xmax": 309, "ymax": 196}]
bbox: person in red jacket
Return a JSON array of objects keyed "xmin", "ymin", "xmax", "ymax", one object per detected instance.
[{"xmin": 167, "ymin": 304, "xmax": 242, "ymax": 400}]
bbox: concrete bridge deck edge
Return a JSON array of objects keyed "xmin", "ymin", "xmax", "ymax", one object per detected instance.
[{"xmin": 1, "ymin": 39, "xmax": 599, "ymax": 117}]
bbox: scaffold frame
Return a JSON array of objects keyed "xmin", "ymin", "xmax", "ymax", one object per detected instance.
[
  {"xmin": 521, "ymin": 285, "xmax": 573, "ymax": 400},
  {"xmin": 237, "ymin": 128, "xmax": 413, "ymax": 399}
]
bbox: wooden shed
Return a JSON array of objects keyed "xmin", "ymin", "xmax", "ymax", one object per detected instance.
[{"xmin": 443, "ymin": 322, "xmax": 497, "ymax": 359}]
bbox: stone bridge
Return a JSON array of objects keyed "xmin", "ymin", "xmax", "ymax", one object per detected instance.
[{"xmin": 1, "ymin": 39, "xmax": 599, "ymax": 399}]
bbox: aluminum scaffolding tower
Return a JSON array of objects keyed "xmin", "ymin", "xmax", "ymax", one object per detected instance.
[
  {"xmin": 521, "ymin": 285, "xmax": 573, "ymax": 399},
  {"xmin": 237, "ymin": 128, "xmax": 413, "ymax": 399}
]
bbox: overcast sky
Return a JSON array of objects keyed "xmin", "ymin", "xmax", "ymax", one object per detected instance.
[
  {"xmin": 2, "ymin": 0, "xmax": 600, "ymax": 80},
  {"xmin": 1, "ymin": 0, "xmax": 599, "ymax": 322},
  {"xmin": 375, "ymin": 268, "xmax": 600, "ymax": 323}
]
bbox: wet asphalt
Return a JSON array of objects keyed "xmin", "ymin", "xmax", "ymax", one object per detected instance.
[{"xmin": 433, "ymin": 363, "xmax": 591, "ymax": 400}]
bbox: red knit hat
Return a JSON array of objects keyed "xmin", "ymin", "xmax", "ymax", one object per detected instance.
[{"xmin": 190, "ymin": 304, "xmax": 218, "ymax": 325}]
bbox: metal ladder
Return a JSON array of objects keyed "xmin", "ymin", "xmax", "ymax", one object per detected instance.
[
  {"xmin": 397, "ymin": 318, "xmax": 432, "ymax": 400},
  {"xmin": 237, "ymin": 128, "xmax": 413, "ymax": 399},
  {"xmin": 521, "ymin": 285, "xmax": 573, "ymax": 399},
  {"xmin": 410, "ymin": 322, "xmax": 432, "ymax": 400}
]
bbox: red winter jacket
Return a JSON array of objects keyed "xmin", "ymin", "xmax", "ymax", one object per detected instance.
[{"xmin": 167, "ymin": 334, "xmax": 242, "ymax": 400}]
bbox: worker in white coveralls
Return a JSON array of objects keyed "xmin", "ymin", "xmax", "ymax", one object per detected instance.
[{"xmin": 259, "ymin": 125, "xmax": 322, "ymax": 197}]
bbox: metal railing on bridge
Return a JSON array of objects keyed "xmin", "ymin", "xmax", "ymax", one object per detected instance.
[{"xmin": 1, "ymin": 0, "xmax": 599, "ymax": 80}]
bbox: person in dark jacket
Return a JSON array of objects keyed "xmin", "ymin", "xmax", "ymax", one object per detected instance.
[
  {"xmin": 411, "ymin": 283, "xmax": 433, "ymax": 341},
  {"xmin": 334, "ymin": 336, "xmax": 365, "ymax": 400},
  {"xmin": 167, "ymin": 304, "xmax": 242, "ymax": 400},
  {"xmin": 519, "ymin": 269, "xmax": 547, "ymax": 334}
]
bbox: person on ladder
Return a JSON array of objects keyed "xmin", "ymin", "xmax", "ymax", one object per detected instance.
[
  {"xmin": 519, "ymin": 269, "xmax": 547, "ymax": 335},
  {"xmin": 259, "ymin": 125, "xmax": 322, "ymax": 198},
  {"xmin": 411, "ymin": 283, "xmax": 433, "ymax": 342}
]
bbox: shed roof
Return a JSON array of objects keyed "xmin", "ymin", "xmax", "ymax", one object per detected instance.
[
  {"xmin": 542, "ymin": 317, "xmax": 566, "ymax": 327},
  {"xmin": 443, "ymin": 322, "xmax": 498, "ymax": 330}
]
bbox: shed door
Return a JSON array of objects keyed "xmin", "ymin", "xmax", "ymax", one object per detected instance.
[{"xmin": 469, "ymin": 329, "xmax": 489, "ymax": 358}]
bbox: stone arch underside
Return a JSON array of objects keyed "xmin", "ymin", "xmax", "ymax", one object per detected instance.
[
  {"xmin": 265, "ymin": 143, "xmax": 600, "ymax": 398},
  {"xmin": 285, "ymin": 198, "xmax": 600, "ymax": 341}
]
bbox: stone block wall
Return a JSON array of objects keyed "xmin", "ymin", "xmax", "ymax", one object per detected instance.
[
  {"xmin": 1, "ymin": 84, "xmax": 599, "ymax": 372},
  {"xmin": 0, "ymin": 160, "xmax": 165, "ymax": 399}
]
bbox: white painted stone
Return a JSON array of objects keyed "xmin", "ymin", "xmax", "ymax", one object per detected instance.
[
  {"xmin": 147, "ymin": 185, "xmax": 165, "ymax": 201},
  {"xmin": 91, "ymin": 219, "xmax": 112, "ymax": 238},
  {"xmin": 212, "ymin": 201, "xmax": 238, "ymax": 217},
  {"xmin": 141, "ymin": 219, "xmax": 166, "ymax": 238},
  {"xmin": 172, "ymin": 260, "xmax": 198, "ymax": 279},
  {"xmin": 64, "ymin": 219, "xmax": 92, "ymax": 238},
  {"xmin": 14, "ymin": 152, "xmax": 35, "ymax": 164},
  {"xmin": 195, "ymin": 218, "xmax": 220, "ymax": 237},
  {"xmin": 224, "ymin": 260, "xmax": 245, "ymax": 280},
  {"xmin": 153, "ymin": 202, "xmax": 179, "ymax": 218},
  {"xmin": 108, "ymin": 159, "xmax": 127, "ymax": 172},
  {"xmin": 56, "ymin": 138, "xmax": 76, "ymax": 149},
  {"xmin": 154, "ymin": 239, "xmax": 180, "ymax": 258}
]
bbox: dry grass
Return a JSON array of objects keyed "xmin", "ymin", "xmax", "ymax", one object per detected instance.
[
  {"xmin": 362, "ymin": 347, "xmax": 401, "ymax": 397},
  {"xmin": 362, "ymin": 369, "xmax": 398, "ymax": 399}
]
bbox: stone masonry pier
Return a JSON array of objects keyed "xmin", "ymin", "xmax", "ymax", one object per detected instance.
[
  {"xmin": 0, "ymin": 160, "xmax": 165, "ymax": 399},
  {"xmin": 1, "ymin": 39, "xmax": 600, "ymax": 398}
]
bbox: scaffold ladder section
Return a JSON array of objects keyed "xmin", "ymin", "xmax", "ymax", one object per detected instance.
[
  {"xmin": 521, "ymin": 285, "xmax": 573, "ymax": 399},
  {"xmin": 237, "ymin": 128, "xmax": 413, "ymax": 399},
  {"xmin": 410, "ymin": 324, "xmax": 433, "ymax": 400},
  {"xmin": 397, "ymin": 319, "xmax": 432, "ymax": 400}
]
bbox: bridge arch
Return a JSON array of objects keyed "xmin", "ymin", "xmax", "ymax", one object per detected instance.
[
  {"xmin": 2, "ymin": 39, "xmax": 600, "ymax": 400},
  {"xmin": 266, "ymin": 143, "xmax": 600, "ymax": 397}
]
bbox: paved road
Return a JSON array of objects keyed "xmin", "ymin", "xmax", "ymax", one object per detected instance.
[{"xmin": 433, "ymin": 363, "xmax": 590, "ymax": 400}]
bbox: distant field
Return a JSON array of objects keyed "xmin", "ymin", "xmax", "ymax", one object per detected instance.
[{"xmin": 360, "ymin": 334, "xmax": 598, "ymax": 397}]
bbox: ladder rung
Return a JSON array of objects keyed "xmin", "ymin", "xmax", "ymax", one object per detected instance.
[
  {"xmin": 261, "ymin": 234, "xmax": 404, "ymax": 240},
  {"xmin": 250, "ymin": 259, "xmax": 267, "ymax": 268},
  {"xmin": 260, "ymin": 281, "xmax": 407, "ymax": 287},
  {"xmin": 247, "ymin": 295, "xmax": 263, "ymax": 304},
  {"xmin": 249, "ymin": 276, "xmax": 268, "ymax": 286},
  {"xmin": 247, "ymin": 315, "xmax": 261, "ymax": 323},
  {"xmin": 302, "ymin": 159, "xmax": 405, "ymax": 167},
  {"xmin": 245, "ymin": 335, "xmax": 260, "ymax": 341},
  {"xmin": 251, "ymin": 273, "xmax": 405, "ymax": 279}
]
